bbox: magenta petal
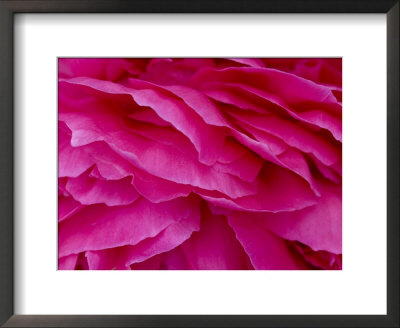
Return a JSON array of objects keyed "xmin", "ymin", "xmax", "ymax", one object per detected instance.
[
  {"xmin": 123, "ymin": 118, "xmax": 199, "ymax": 160},
  {"xmin": 83, "ymin": 142, "xmax": 134, "ymax": 180},
  {"xmin": 196, "ymin": 79, "xmax": 341, "ymax": 140},
  {"xmin": 293, "ymin": 242, "xmax": 342, "ymax": 270},
  {"xmin": 58, "ymin": 195, "xmax": 83, "ymax": 222},
  {"xmin": 58, "ymin": 253, "xmax": 78, "ymax": 270},
  {"xmin": 232, "ymin": 116, "xmax": 320, "ymax": 194},
  {"xmin": 59, "ymin": 58, "xmax": 142, "ymax": 81},
  {"xmin": 213, "ymin": 138, "xmax": 264, "ymax": 182},
  {"xmin": 127, "ymin": 79, "xmax": 229, "ymax": 128},
  {"xmin": 127, "ymin": 214, "xmax": 200, "ymax": 266},
  {"xmin": 310, "ymin": 154, "xmax": 341, "ymax": 183},
  {"xmin": 300, "ymin": 110, "xmax": 342, "ymax": 141},
  {"xmin": 239, "ymin": 126, "xmax": 289, "ymax": 156},
  {"xmin": 128, "ymin": 88, "xmax": 226, "ymax": 166},
  {"xmin": 59, "ymin": 110, "xmax": 258, "ymax": 199},
  {"xmin": 61, "ymin": 77, "xmax": 226, "ymax": 166},
  {"xmin": 276, "ymin": 148, "xmax": 320, "ymax": 196},
  {"xmin": 225, "ymin": 123, "xmax": 322, "ymax": 196},
  {"xmin": 58, "ymin": 124, "xmax": 94, "ymax": 178},
  {"xmin": 86, "ymin": 209, "xmax": 200, "ymax": 270},
  {"xmin": 59, "ymin": 195, "xmax": 201, "ymax": 257},
  {"xmin": 213, "ymin": 149, "xmax": 263, "ymax": 182},
  {"xmin": 75, "ymin": 252, "xmax": 89, "ymax": 270},
  {"xmin": 59, "ymin": 58, "xmax": 109, "ymax": 80},
  {"xmin": 127, "ymin": 108, "xmax": 171, "ymax": 127},
  {"xmin": 201, "ymin": 163, "xmax": 317, "ymax": 212},
  {"xmin": 227, "ymin": 58, "xmax": 266, "ymax": 68},
  {"xmin": 227, "ymin": 109, "xmax": 340, "ymax": 166},
  {"xmin": 252, "ymin": 181, "xmax": 342, "ymax": 254},
  {"xmin": 292, "ymin": 58, "xmax": 342, "ymax": 87},
  {"xmin": 65, "ymin": 171, "xmax": 140, "ymax": 206},
  {"xmin": 202, "ymin": 83, "xmax": 270, "ymax": 114},
  {"xmin": 58, "ymin": 58, "xmax": 341, "ymax": 271},
  {"xmin": 180, "ymin": 205, "xmax": 250, "ymax": 270},
  {"xmin": 217, "ymin": 137, "xmax": 248, "ymax": 163},
  {"xmin": 189, "ymin": 66, "xmax": 340, "ymax": 110},
  {"xmin": 132, "ymin": 167, "xmax": 192, "ymax": 203},
  {"xmin": 130, "ymin": 254, "xmax": 163, "ymax": 270},
  {"xmin": 159, "ymin": 246, "xmax": 191, "ymax": 270},
  {"xmin": 227, "ymin": 212, "xmax": 312, "ymax": 269},
  {"xmin": 138, "ymin": 58, "xmax": 214, "ymax": 85}
]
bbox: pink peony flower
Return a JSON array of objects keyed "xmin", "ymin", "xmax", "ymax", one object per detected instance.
[{"xmin": 58, "ymin": 58, "xmax": 342, "ymax": 270}]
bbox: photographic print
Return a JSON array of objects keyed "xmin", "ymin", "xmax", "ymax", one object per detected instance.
[{"xmin": 58, "ymin": 58, "xmax": 342, "ymax": 270}]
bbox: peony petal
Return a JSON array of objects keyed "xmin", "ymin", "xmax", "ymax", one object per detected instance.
[
  {"xmin": 123, "ymin": 117, "xmax": 199, "ymax": 160},
  {"xmin": 75, "ymin": 252, "xmax": 89, "ymax": 270},
  {"xmin": 293, "ymin": 242, "xmax": 342, "ymax": 270},
  {"xmin": 293, "ymin": 58, "xmax": 342, "ymax": 87},
  {"xmin": 309, "ymin": 154, "xmax": 341, "ymax": 184},
  {"xmin": 86, "ymin": 208, "xmax": 200, "ymax": 270},
  {"xmin": 131, "ymin": 166, "xmax": 192, "ymax": 203},
  {"xmin": 83, "ymin": 142, "xmax": 134, "ymax": 180},
  {"xmin": 127, "ymin": 214, "xmax": 200, "ymax": 266},
  {"xmin": 212, "ymin": 148, "xmax": 263, "ymax": 182},
  {"xmin": 59, "ymin": 195, "xmax": 201, "ymax": 257},
  {"xmin": 57, "ymin": 58, "xmax": 342, "ymax": 271},
  {"xmin": 230, "ymin": 117, "xmax": 320, "ymax": 195},
  {"xmin": 58, "ymin": 253, "xmax": 79, "ymax": 270},
  {"xmin": 180, "ymin": 204, "xmax": 250, "ymax": 270},
  {"xmin": 58, "ymin": 123, "xmax": 94, "ymax": 178},
  {"xmin": 59, "ymin": 110, "xmax": 258, "ymax": 199},
  {"xmin": 59, "ymin": 58, "xmax": 146, "ymax": 81},
  {"xmin": 217, "ymin": 137, "xmax": 249, "ymax": 163},
  {"xmin": 58, "ymin": 195, "xmax": 84, "ymax": 222},
  {"xmin": 227, "ymin": 58, "xmax": 266, "ymax": 68},
  {"xmin": 237, "ymin": 126, "xmax": 289, "ymax": 156},
  {"xmin": 61, "ymin": 77, "xmax": 226, "ymax": 166},
  {"xmin": 194, "ymin": 78, "xmax": 342, "ymax": 141},
  {"xmin": 251, "ymin": 180, "xmax": 342, "ymax": 254},
  {"xmin": 189, "ymin": 66, "xmax": 340, "ymax": 110},
  {"xmin": 127, "ymin": 78, "xmax": 229, "ymax": 128},
  {"xmin": 159, "ymin": 246, "xmax": 191, "ymax": 270},
  {"xmin": 65, "ymin": 170, "xmax": 140, "ymax": 206},
  {"xmin": 127, "ymin": 108, "xmax": 171, "ymax": 127},
  {"xmin": 123, "ymin": 79, "xmax": 327, "ymax": 191},
  {"xmin": 130, "ymin": 254, "xmax": 163, "ymax": 270},
  {"xmin": 201, "ymin": 83, "xmax": 271, "ymax": 114},
  {"xmin": 138, "ymin": 58, "xmax": 215, "ymax": 85},
  {"xmin": 227, "ymin": 211, "xmax": 312, "ymax": 270},
  {"xmin": 201, "ymin": 162, "xmax": 318, "ymax": 213},
  {"xmin": 226, "ymin": 109, "xmax": 340, "ymax": 166},
  {"xmin": 276, "ymin": 147, "xmax": 320, "ymax": 196}
]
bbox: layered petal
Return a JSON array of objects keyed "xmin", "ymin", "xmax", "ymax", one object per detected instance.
[
  {"xmin": 65, "ymin": 170, "xmax": 140, "ymax": 206},
  {"xmin": 227, "ymin": 212, "xmax": 312, "ymax": 270},
  {"xmin": 58, "ymin": 254, "xmax": 79, "ymax": 270},
  {"xmin": 60, "ymin": 77, "xmax": 226, "ymax": 166},
  {"xmin": 59, "ymin": 195, "xmax": 201, "ymax": 257},
  {"xmin": 86, "ymin": 208, "xmax": 200, "ymax": 270},
  {"xmin": 180, "ymin": 204, "xmax": 250, "ymax": 270},
  {"xmin": 250, "ymin": 181, "xmax": 342, "ymax": 254},
  {"xmin": 58, "ymin": 58, "xmax": 342, "ymax": 271},
  {"xmin": 200, "ymin": 163, "xmax": 318, "ymax": 213},
  {"xmin": 59, "ymin": 110, "xmax": 258, "ymax": 199}
]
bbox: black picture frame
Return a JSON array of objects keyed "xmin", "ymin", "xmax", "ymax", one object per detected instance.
[{"xmin": 0, "ymin": 1, "xmax": 398, "ymax": 327}]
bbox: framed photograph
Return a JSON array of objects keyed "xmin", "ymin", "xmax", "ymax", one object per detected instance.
[{"xmin": 0, "ymin": 0, "xmax": 398, "ymax": 327}]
